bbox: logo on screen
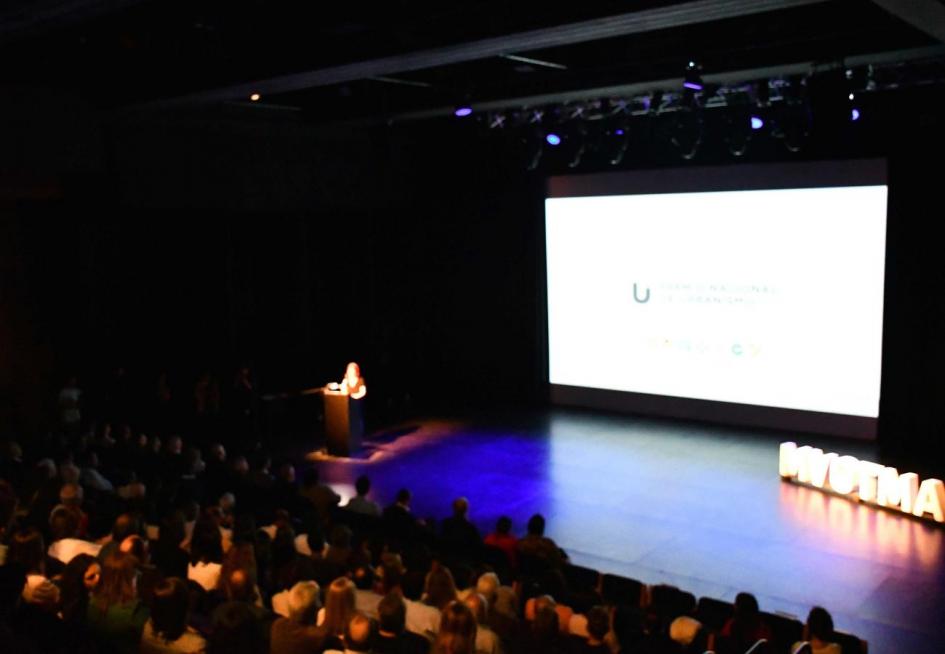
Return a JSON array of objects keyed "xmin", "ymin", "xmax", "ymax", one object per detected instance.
[{"xmin": 632, "ymin": 283, "xmax": 651, "ymax": 304}]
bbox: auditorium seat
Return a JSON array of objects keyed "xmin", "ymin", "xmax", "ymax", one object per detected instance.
[
  {"xmin": 649, "ymin": 584, "xmax": 696, "ymax": 623},
  {"xmin": 480, "ymin": 544, "xmax": 513, "ymax": 583},
  {"xmin": 601, "ymin": 573, "xmax": 644, "ymax": 607},
  {"xmin": 696, "ymin": 596, "xmax": 734, "ymax": 632},
  {"xmin": 833, "ymin": 630, "xmax": 866, "ymax": 654},
  {"xmin": 759, "ymin": 612, "xmax": 803, "ymax": 654},
  {"xmin": 562, "ymin": 563, "xmax": 600, "ymax": 594}
]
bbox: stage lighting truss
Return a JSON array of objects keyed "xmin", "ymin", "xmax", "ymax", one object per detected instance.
[{"xmin": 484, "ymin": 58, "xmax": 945, "ymax": 168}]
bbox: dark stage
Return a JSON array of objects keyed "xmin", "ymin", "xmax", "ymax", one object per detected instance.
[{"xmin": 308, "ymin": 410, "xmax": 944, "ymax": 654}]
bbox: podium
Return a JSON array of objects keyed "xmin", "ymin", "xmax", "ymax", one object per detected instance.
[{"xmin": 324, "ymin": 392, "xmax": 364, "ymax": 457}]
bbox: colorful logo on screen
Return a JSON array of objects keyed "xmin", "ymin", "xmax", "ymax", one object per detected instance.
[{"xmin": 646, "ymin": 338, "xmax": 761, "ymax": 358}]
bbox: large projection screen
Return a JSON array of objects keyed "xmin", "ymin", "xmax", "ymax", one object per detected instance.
[{"xmin": 545, "ymin": 160, "xmax": 888, "ymax": 439}]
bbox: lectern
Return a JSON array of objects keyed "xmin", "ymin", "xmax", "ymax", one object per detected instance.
[{"xmin": 324, "ymin": 392, "xmax": 364, "ymax": 457}]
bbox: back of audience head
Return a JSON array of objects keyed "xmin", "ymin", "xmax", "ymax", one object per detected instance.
[
  {"xmin": 59, "ymin": 481, "xmax": 83, "ymax": 507},
  {"xmin": 323, "ymin": 576, "xmax": 356, "ymax": 636},
  {"xmin": 532, "ymin": 603, "xmax": 560, "ymax": 644},
  {"xmin": 120, "ymin": 534, "xmax": 149, "ymax": 563},
  {"xmin": 495, "ymin": 516, "xmax": 512, "ymax": 535},
  {"xmin": 377, "ymin": 592, "xmax": 407, "ymax": 635},
  {"xmin": 396, "ymin": 488, "xmax": 411, "ymax": 506},
  {"xmin": 50, "ymin": 505, "xmax": 80, "ymax": 541},
  {"xmin": 378, "ymin": 555, "xmax": 405, "ymax": 594},
  {"xmin": 452, "ymin": 497, "xmax": 469, "ymax": 518},
  {"xmin": 355, "ymin": 474, "xmax": 371, "ymax": 497},
  {"xmin": 733, "ymin": 591, "xmax": 761, "ymax": 625},
  {"xmin": 586, "ymin": 605, "xmax": 610, "ymax": 642},
  {"xmin": 219, "ymin": 543, "xmax": 258, "ymax": 601},
  {"xmin": 208, "ymin": 601, "xmax": 265, "ymax": 654},
  {"xmin": 476, "ymin": 572, "xmax": 499, "ymax": 604},
  {"xmin": 527, "ymin": 513, "xmax": 545, "ymax": 536},
  {"xmin": 344, "ymin": 612, "xmax": 375, "ymax": 653},
  {"xmin": 435, "ymin": 600, "xmax": 478, "ymax": 654},
  {"xmin": 463, "ymin": 591, "xmax": 488, "ymax": 625},
  {"xmin": 329, "ymin": 523, "xmax": 353, "ymax": 549},
  {"xmin": 151, "ymin": 577, "xmax": 190, "ymax": 641},
  {"xmin": 94, "ymin": 551, "xmax": 139, "ymax": 610},
  {"xmin": 424, "ymin": 565, "xmax": 458, "ymax": 610},
  {"xmin": 806, "ymin": 606, "xmax": 835, "ymax": 642},
  {"xmin": 286, "ymin": 580, "xmax": 320, "ymax": 624},
  {"xmin": 112, "ymin": 513, "xmax": 142, "ymax": 543},
  {"xmin": 191, "ymin": 512, "xmax": 224, "ymax": 564}
]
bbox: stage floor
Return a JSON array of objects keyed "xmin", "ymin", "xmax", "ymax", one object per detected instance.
[{"xmin": 305, "ymin": 409, "xmax": 944, "ymax": 653}]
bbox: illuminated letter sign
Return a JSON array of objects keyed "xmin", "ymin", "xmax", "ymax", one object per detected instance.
[{"xmin": 779, "ymin": 442, "xmax": 945, "ymax": 524}]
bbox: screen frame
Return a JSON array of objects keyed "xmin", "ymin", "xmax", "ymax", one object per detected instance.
[{"xmin": 543, "ymin": 159, "xmax": 888, "ymax": 439}]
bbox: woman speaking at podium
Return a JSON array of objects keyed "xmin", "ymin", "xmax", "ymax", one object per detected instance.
[{"xmin": 326, "ymin": 362, "xmax": 366, "ymax": 399}]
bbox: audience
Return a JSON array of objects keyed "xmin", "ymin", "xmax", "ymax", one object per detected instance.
[{"xmin": 0, "ymin": 369, "xmax": 863, "ymax": 654}]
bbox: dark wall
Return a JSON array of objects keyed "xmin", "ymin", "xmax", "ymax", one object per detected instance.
[{"xmin": 1, "ymin": 82, "xmax": 944, "ymax": 478}]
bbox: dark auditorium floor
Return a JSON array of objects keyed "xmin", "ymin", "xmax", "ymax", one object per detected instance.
[{"xmin": 293, "ymin": 409, "xmax": 944, "ymax": 654}]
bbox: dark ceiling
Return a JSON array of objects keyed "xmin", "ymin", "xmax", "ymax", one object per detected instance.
[{"xmin": 0, "ymin": 0, "xmax": 942, "ymax": 122}]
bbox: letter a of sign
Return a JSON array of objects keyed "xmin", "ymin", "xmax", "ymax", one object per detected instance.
[{"xmin": 633, "ymin": 283, "xmax": 651, "ymax": 304}]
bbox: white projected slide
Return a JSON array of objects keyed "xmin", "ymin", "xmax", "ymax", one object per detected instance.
[{"xmin": 546, "ymin": 185, "xmax": 888, "ymax": 417}]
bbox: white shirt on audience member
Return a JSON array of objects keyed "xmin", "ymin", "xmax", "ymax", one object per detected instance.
[
  {"xmin": 48, "ymin": 538, "xmax": 102, "ymax": 564},
  {"xmin": 187, "ymin": 561, "xmax": 222, "ymax": 591}
]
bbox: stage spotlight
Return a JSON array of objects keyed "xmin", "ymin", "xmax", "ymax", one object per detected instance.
[
  {"xmin": 683, "ymin": 61, "xmax": 704, "ymax": 91},
  {"xmin": 750, "ymin": 116, "xmax": 764, "ymax": 130},
  {"xmin": 671, "ymin": 109, "xmax": 703, "ymax": 160},
  {"xmin": 546, "ymin": 133, "xmax": 562, "ymax": 146},
  {"xmin": 250, "ymin": 93, "xmax": 261, "ymax": 102},
  {"xmin": 725, "ymin": 109, "xmax": 752, "ymax": 157},
  {"xmin": 454, "ymin": 105, "xmax": 473, "ymax": 117},
  {"xmin": 607, "ymin": 127, "xmax": 629, "ymax": 165},
  {"xmin": 851, "ymin": 108, "xmax": 861, "ymax": 121}
]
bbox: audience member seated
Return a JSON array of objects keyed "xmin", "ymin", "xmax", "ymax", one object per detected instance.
[
  {"xmin": 374, "ymin": 591, "xmax": 431, "ymax": 654},
  {"xmin": 47, "ymin": 504, "xmax": 101, "ymax": 564},
  {"xmin": 794, "ymin": 607, "xmax": 841, "ymax": 654},
  {"xmin": 326, "ymin": 611, "xmax": 375, "ymax": 654},
  {"xmin": 520, "ymin": 602, "xmax": 567, "ymax": 654},
  {"xmin": 300, "ymin": 467, "xmax": 341, "ymax": 522},
  {"xmin": 383, "ymin": 488, "xmax": 422, "ymax": 538},
  {"xmin": 517, "ymin": 514, "xmax": 567, "ymax": 569},
  {"xmin": 435, "ymin": 600, "xmax": 479, "ymax": 654},
  {"xmin": 141, "ymin": 577, "xmax": 207, "ymax": 654},
  {"xmin": 270, "ymin": 580, "xmax": 332, "ymax": 654},
  {"xmin": 441, "ymin": 497, "xmax": 482, "ymax": 560},
  {"xmin": 208, "ymin": 601, "xmax": 267, "ymax": 654},
  {"xmin": 319, "ymin": 576, "xmax": 358, "ymax": 638},
  {"xmin": 424, "ymin": 564, "xmax": 460, "ymax": 610},
  {"xmin": 377, "ymin": 553, "xmax": 441, "ymax": 640},
  {"xmin": 58, "ymin": 552, "xmax": 101, "ymax": 623},
  {"xmin": 152, "ymin": 511, "xmax": 189, "ymax": 579},
  {"xmin": 464, "ymin": 591, "xmax": 502, "ymax": 654},
  {"xmin": 188, "ymin": 512, "xmax": 224, "ymax": 591},
  {"xmin": 86, "ymin": 551, "xmax": 150, "ymax": 654},
  {"xmin": 346, "ymin": 475, "xmax": 382, "ymax": 516},
  {"xmin": 718, "ymin": 592, "xmax": 773, "ymax": 654},
  {"xmin": 8, "ymin": 526, "xmax": 60, "ymax": 610},
  {"xmin": 483, "ymin": 516, "xmax": 518, "ymax": 569},
  {"xmin": 99, "ymin": 513, "xmax": 143, "ymax": 561},
  {"xmin": 577, "ymin": 605, "xmax": 610, "ymax": 654}
]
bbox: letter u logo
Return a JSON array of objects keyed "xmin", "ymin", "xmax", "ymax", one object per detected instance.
[{"xmin": 633, "ymin": 283, "xmax": 651, "ymax": 304}]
